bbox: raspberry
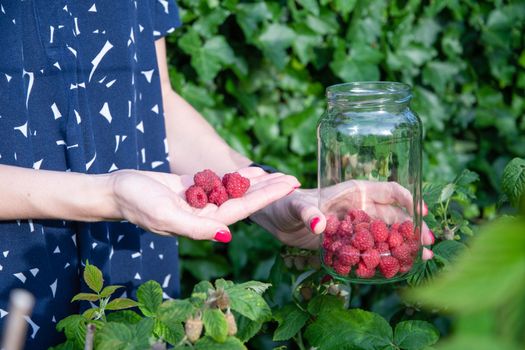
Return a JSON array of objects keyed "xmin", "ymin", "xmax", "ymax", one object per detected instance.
[
  {"xmin": 185, "ymin": 317, "xmax": 203, "ymax": 343},
  {"xmin": 351, "ymin": 229, "xmax": 374, "ymax": 251},
  {"xmin": 222, "ymin": 172, "xmax": 250, "ymax": 198},
  {"xmin": 388, "ymin": 231, "xmax": 404, "ymax": 248},
  {"xmin": 338, "ymin": 217, "xmax": 353, "ymax": 237},
  {"xmin": 321, "ymin": 274, "xmax": 333, "ymax": 284},
  {"xmin": 333, "ymin": 260, "xmax": 351, "ymax": 276},
  {"xmin": 208, "ymin": 185, "xmax": 228, "ymax": 206},
  {"xmin": 362, "ymin": 249, "xmax": 380, "ymax": 269},
  {"xmin": 379, "ymin": 256, "xmax": 400, "ymax": 279},
  {"xmin": 391, "ymin": 243, "xmax": 412, "ymax": 263},
  {"xmin": 376, "ymin": 242, "xmax": 390, "ymax": 256},
  {"xmin": 399, "ymin": 220, "xmax": 415, "ymax": 240},
  {"xmin": 323, "ymin": 251, "xmax": 334, "ymax": 266},
  {"xmin": 324, "ymin": 215, "xmax": 340, "ymax": 236},
  {"xmin": 407, "ymin": 240, "xmax": 420, "ymax": 254},
  {"xmin": 348, "ymin": 209, "xmax": 371, "ymax": 223},
  {"xmin": 193, "ymin": 169, "xmax": 222, "ymax": 194},
  {"xmin": 355, "ymin": 262, "xmax": 375, "ymax": 278},
  {"xmin": 370, "ymin": 220, "xmax": 389, "ymax": 243},
  {"xmin": 329, "ymin": 240, "xmax": 343, "ymax": 252},
  {"xmin": 225, "ymin": 310, "xmax": 237, "ymax": 336},
  {"xmin": 354, "ymin": 222, "xmax": 370, "ymax": 231},
  {"xmin": 390, "ymin": 223, "xmax": 400, "ymax": 233},
  {"xmin": 185, "ymin": 185, "xmax": 208, "ymax": 208},
  {"xmin": 322, "ymin": 237, "xmax": 334, "ymax": 250},
  {"xmin": 337, "ymin": 245, "xmax": 360, "ymax": 266}
]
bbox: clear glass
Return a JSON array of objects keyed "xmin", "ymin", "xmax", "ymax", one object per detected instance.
[{"xmin": 318, "ymin": 82, "xmax": 422, "ymax": 284}]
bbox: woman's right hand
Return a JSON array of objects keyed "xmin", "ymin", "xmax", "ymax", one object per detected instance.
[{"xmin": 110, "ymin": 167, "xmax": 300, "ymax": 243}]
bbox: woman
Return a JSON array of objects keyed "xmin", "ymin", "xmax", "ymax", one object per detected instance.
[{"xmin": 0, "ymin": 1, "xmax": 433, "ymax": 347}]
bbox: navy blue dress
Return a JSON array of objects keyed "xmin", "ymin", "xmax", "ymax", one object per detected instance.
[{"xmin": 0, "ymin": 1, "xmax": 181, "ymax": 348}]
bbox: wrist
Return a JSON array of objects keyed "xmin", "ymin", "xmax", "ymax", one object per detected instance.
[{"xmin": 77, "ymin": 173, "xmax": 121, "ymax": 222}]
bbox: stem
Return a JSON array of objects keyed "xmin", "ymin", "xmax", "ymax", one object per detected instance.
[
  {"xmin": 84, "ymin": 324, "xmax": 96, "ymax": 350},
  {"xmin": 294, "ymin": 331, "xmax": 307, "ymax": 350}
]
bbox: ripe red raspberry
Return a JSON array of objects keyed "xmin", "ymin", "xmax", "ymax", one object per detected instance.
[
  {"xmin": 399, "ymin": 261, "xmax": 414, "ymax": 274},
  {"xmin": 362, "ymin": 249, "xmax": 380, "ymax": 269},
  {"xmin": 323, "ymin": 251, "xmax": 334, "ymax": 267},
  {"xmin": 222, "ymin": 172, "xmax": 250, "ymax": 198},
  {"xmin": 355, "ymin": 262, "xmax": 375, "ymax": 278},
  {"xmin": 324, "ymin": 215, "xmax": 340, "ymax": 237},
  {"xmin": 185, "ymin": 185, "xmax": 208, "ymax": 208},
  {"xmin": 370, "ymin": 220, "xmax": 389, "ymax": 243},
  {"xmin": 208, "ymin": 185, "xmax": 228, "ymax": 206},
  {"xmin": 322, "ymin": 237, "xmax": 333, "ymax": 250},
  {"xmin": 351, "ymin": 229, "xmax": 374, "ymax": 251},
  {"xmin": 329, "ymin": 240, "xmax": 343, "ymax": 252},
  {"xmin": 193, "ymin": 169, "xmax": 222, "ymax": 194},
  {"xmin": 348, "ymin": 209, "xmax": 370, "ymax": 223},
  {"xmin": 388, "ymin": 231, "xmax": 404, "ymax": 248},
  {"xmin": 390, "ymin": 223, "xmax": 400, "ymax": 233},
  {"xmin": 354, "ymin": 222, "xmax": 370, "ymax": 232},
  {"xmin": 399, "ymin": 220, "xmax": 415, "ymax": 240},
  {"xmin": 407, "ymin": 240, "xmax": 420, "ymax": 254},
  {"xmin": 379, "ymin": 256, "xmax": 400, "ymax": 278},
  {"xmin": 391, "ymin": 243, "xmax": 412, "ymax": 263},
  {"xmin": 337, "ymin": 245, "xmax": 360, "ymax": 266},
  {"xmin": 333, "ymin": 260, "xmax": 351, "ymax": 276},
  {"xmin": 338, "ymin": 217, "xmax": 353, "ymax": 237},
  {"xmin": 376, "ymin": 242, "xmax": 390, "ymax": 256}
]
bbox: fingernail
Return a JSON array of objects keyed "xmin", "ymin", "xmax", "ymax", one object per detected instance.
[
  {"xmin": 287, "ymin": 186, "xmax": 299, "ymax": 195},
  {"xmin": 422, "ymin": 247, "xmax": 434, "ymax": 261},
  {"xmin": 214, "ymin": 230, "xmax": 231, "ymax": 243},
  {"xmin": 310, "ymin": 217, "xmax": 320, "ymax": 232},
  {"xmin": 423, "ymin": 203, "xmax": 428, "ymax": 216},
  {"xmin": 429, "ymin": 230, "xmax": 435, "ymax": 244}
]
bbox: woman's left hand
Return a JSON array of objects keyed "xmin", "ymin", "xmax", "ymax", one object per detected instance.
[{"xmin": 250, "ymin": 181, "xmax": 435, "ymax": 260}]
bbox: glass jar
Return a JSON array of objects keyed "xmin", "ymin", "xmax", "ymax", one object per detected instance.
[{"xmin": 318, "ymin": 82, "xmax": 422, "ymax": 283}]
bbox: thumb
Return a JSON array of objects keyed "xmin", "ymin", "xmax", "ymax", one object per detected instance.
[
  {"xmin": 167, "ymin": 209, "xmax": 232, "ymax": 243},
  {"xmin": 290, "ymin": 198, "xmax": 326, "ymax": 234}
]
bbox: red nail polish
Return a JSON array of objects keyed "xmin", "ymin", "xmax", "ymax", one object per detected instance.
[
  {"xmin": 214, "ymin": 230, "xmax": 231, "ymax": 243},
  {"xmin": 310, "ymin": 217, "xmax": 320, "ymax": 232}
]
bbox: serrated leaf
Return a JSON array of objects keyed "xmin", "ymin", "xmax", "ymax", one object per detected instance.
[
  {"xmin": 106, "ymin": 310, "xmax": 142, "ymax": 325},
  {"xmin": 423, "ymin": 183, "xmax": 446, "ymax": 207},
  {"xmin": 137, "ymin": 280, "xmax": 163, "ymax": 317},
  {"xmin": 105, "ymin": 298, "xmax": 138, "ymax": 311},
  {"xmin": 194, "ymin": 336, "xmax": 247, "ymax": 350},
  {"xmin": 454, "ymin": 169, "xmax": 480, "ymax": 187},
  {"xmin": 502, "ymin": 158, "xmax": 525, "ymax": 208},
  {"xmin": 203, "ymin": 308, "xmax": 228, "ymax": 343},
  {"xmin": 257, "ymin": 23, "xmax": 295, "ymax": 69},
  {"xmin": 307, "ymin": 295, "xmax": 344, "ymax": 316},
  {"xmin": 438, "ymin": 183, "xmax": 456, "ymax": 203},
  {"xmin": 224, "ymin": 286, "xmax": 271, "ymax": 321},
  {"xmin": 154, "ymin": 319, "xmax": 185, "ymax": 345},
  {"xmin": 235, "ymin": 314, "xmax": 263, "ymax": 342},
  {"xmin": 233, "ymin": 281, "xmax": 272, "ymax": 295},
  {"xmin": 272, "ymin": 304, "xmax": 309, "ymax": 341},
  {"xmin": 84, "ymin": 262, "xmax": 103, "ymax": 293},
  {"xmin": 71, "ymin": 293, "xmax": 99, "ymax": 302},
  {"xmin": 432, "ymin": 240, "xmax": 467, "ymax": 265},
  {"xmin": 100, "ymin": 285, "xmax": 124, "ymax": 298},
  {"xmin": 96, "ymin": 319, "xmax": 153, "ymax": 350},
  {"xmin": 305, "ymin": 308, "xmax": 393, "ymax": 350},
  {"xmin": 158, "ymin": 299, "xmax": 195, "ymax": 324},
  {"xmin": 82, "ymin": 308, "xmax": 99, "ymax": 320},
  {"xmin": 394, "ymin": 320, "xmax": 439, "ymax": 349}
]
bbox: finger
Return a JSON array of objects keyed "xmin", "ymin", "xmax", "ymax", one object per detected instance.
[
  {"xmin": 236, "ymin": 166, "xmax": 267, "ymax": 178},
  {"xmin": 289, "ymin": 198, "xmax": 326, "ymax": 234},
  {"xmin": 215, "ymin": 181, "xmax": 296, "ymax": 225},
  {"xmin": 422, "ymin": 247, "xmax": 434, "ymax": 261},
  {"xmin": 158, "ymin": 208, "xmax": 232, "ymax": 242},
  {"xmin": 421, "ymin": 224, "xmax": 434, "ymax": 245},
  {"xmin": 248, "ymin": 174, "xmax": 300, "ymax": 191},
  {"xmin": 362, "ymin": 181, "xmax": 414, "ymax": 215},
  {"xmin": 245, "ymin": 172, "xmax": 288, "ymax": 186}
]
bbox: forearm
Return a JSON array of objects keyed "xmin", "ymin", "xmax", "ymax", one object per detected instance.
[
  {"xmin": 0, "ymin": 164, "xmax": 118, "ymax": 221},
  {"xmin": 162, "ymin": 89, "xmax": 251, "ymax": 175}
]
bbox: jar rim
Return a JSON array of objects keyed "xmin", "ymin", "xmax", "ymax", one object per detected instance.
[{"xmin": 326, "ymin": 81, "xmax": 412, "ymax": 106}]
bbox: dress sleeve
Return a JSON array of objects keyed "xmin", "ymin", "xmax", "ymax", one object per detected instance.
[{"xmin": 150, "ymin": 0, "xmax": 182, "ymax": 39}]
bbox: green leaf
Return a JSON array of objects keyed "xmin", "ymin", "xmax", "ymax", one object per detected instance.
[
  {"xmin": 71, "ymin": 293, "xmax": 100, "ymax": 302},
  {"xmin": 195, "ymin": 336, "xmax": 247, "ymax": 350},
  {"xmin": 183, "ymin": 256, "xmax": 230, "ymax": 280},
  {"xmin": 436, "ymin": 335, "xmax": 522, "ymax": 350},
  {"xmin": 394, "ymin": 320, "xmax": 440, "ymax": 349},
  {"xmin": 235, "ymin": 314, "xmax": 263, "ymax": 342},
  {"xmin": 203, "ymin": 308, "xmax": 228, "ymax": 343},
  {"xmin": 105, "ymin": 298, "xmax": 138, "ymax": 311},
  {"xmin": 224, "ymin": 285, "xmax": 271, "ymax": 321},
  {"xmin": 106, "ymin": 310, "xmax": 142, "ymax": 325},
  {"xmin": 137, "ymin": 280, "xmax": 163, "ymax": 317},
  {"xmin": 56, "ymin": 315, "xmax": 87, "ymax": 349},
  {"xmin": 502, "ymin": 158, "xmax": 525, "ymax": 208},
  {"xmin": 84, "ymin": 262, "xmax": 103, "ymax": 293},
  {"xmin": 82, "ymin": 308, "xmax": 99, "ymax": 320},
  {"xmin": 432, "ymin": 240, "xmax": 467, "ymax": 265},
  {"xmin": 48, "ymin": 340, "xmax": 78, "ymax": 350},
  {"xmin": 257, "ymin": 23, "xmax": 295, "ymax": 69},
  {"xmin": 158, "ymin": 299, "xmax": 196, "ymax": 324},
  {"xmin": 407, "ymin": 217, "xmax": 525, "ymax": 313},
  {"xmin": 154, "ymin": 318, "xmax": 185, "ymax": 345},
  {"xmin": 296, "ymin": 0, "xmax": 320, "ymax": 15},
  {"xmin": 307, "ymin": 295, "xmax": 344, "ymax": 316},
  {"xmin": 96, "ymin": 319, "xmax": 154, "ymax": 350},
  {"xmin": 235, "ymin": 2, "xmax": 271, "ymax": 39},
  {"xmin": 272, "ymin": 304, "xmax": 309, "ymax": 341},
  {"xmin": 193, "ymin": 8, "xmax": 230, "ymax": 37},
  {"xmin": 233, "ymin": 281, "xmax": 272, "ymax": 295},
  {"xmin": 100, "ymin": 285, "xmax": 124, "ymax": 298},
  {"xmin": 438, "ymin": 183, "xmax": 456, "ymax": 203},
  {"xmin": 305, "ymin": 308, "xmax": 393, "ymax": 350}
]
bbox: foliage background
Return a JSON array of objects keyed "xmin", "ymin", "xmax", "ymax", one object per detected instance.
[{"xmin": 164, "ymin": 0, "xmax": 525, "ymax": 348}]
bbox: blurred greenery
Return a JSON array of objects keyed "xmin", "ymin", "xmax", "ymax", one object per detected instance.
[{"xmin": 163, "ymin": 0, "xmax": 525, "ymax": 349}]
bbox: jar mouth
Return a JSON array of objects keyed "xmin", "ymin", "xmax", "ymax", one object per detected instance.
[{"xmin": 326, "ymin": 81, "xmax": 412, "ymax": 108}]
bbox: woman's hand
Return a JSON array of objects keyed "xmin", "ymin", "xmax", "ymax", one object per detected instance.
[
  {"xmin": 110, "ymin": 167, "xmax": 300, "ymax": 242},
  {"xmin": 250, "ymin": 180, "xmax": 434, "ymax": 259}
]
